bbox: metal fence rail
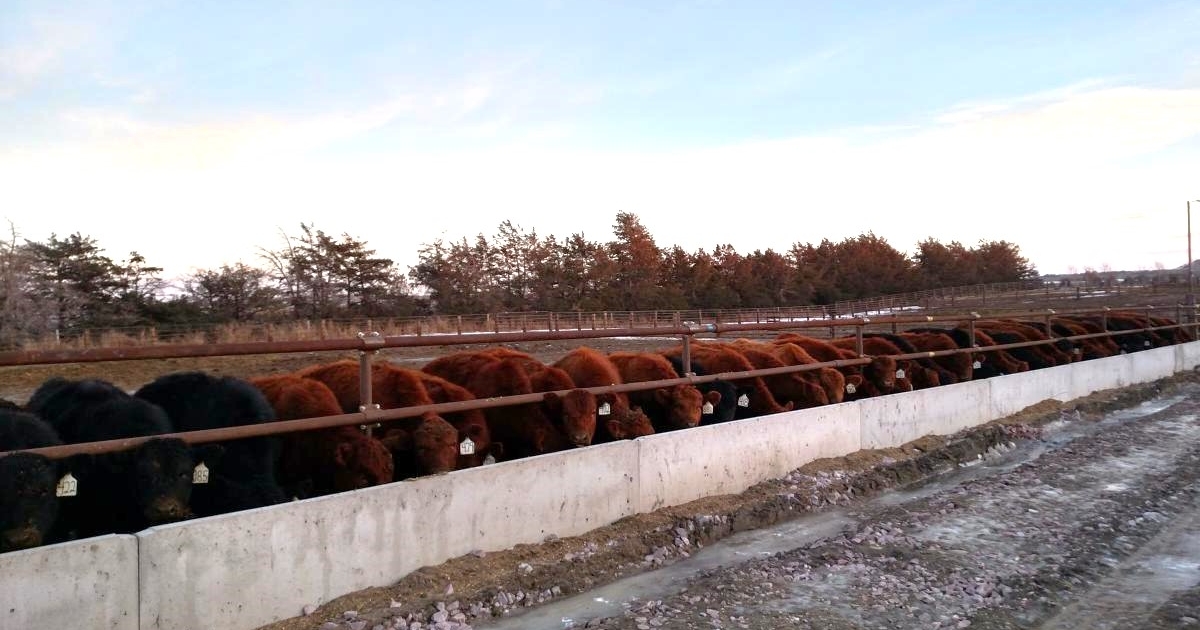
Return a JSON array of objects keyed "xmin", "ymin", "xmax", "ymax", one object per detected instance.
[{"xmin": 2, "ymin": 305, "xmax": 1194, "ymax": 460}]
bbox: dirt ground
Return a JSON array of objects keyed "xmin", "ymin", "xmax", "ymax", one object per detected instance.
[{"xmin": 250, "ymin": 368, "xmax": 1192, "ymax": 630}]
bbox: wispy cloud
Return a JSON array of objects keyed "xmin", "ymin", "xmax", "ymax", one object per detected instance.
[{"xmin": 0, "ymin": 14, "xmax": 96, "ymax": 99}]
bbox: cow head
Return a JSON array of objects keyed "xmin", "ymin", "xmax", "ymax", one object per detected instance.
[
  {"xmin": 331, "ymin": 433, "xmax": 394, "ymax": 492},
  {"xmin": 544, "ymin": 389, "xmax": 596, "ymax": 447},
  {"xmin": 0, "ymin": 452, "xmax": 61, "ymax": 552},
  {"xmin": 651, "ymin": 385, "xmax": 704, "ymax": 430}
]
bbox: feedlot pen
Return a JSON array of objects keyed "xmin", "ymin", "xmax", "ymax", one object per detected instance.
[{"xmin": 1, "ymin": 302, "xmax": 1198, "ymax": 630}]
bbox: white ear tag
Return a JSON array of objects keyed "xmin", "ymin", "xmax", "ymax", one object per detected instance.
[
  {"xmin": 56, "ymin": 473, "xmax": 78, "ymax": 497},
  {"xmin": 702, "ymin": 401, "xmax": 714, "ymax": 414},
  {"xmin": 973, "ymin": 361, "xmax": 982, "ymax": 369},
  {"xmin": 1073, "ymin": 348, "xmax": 1082, "ymax": 355},
  {"xmin": 192, "ymin": 462, "xmax": 210, "ymax": 484},
  {"xmin": 895, "ymin": 369, "xmax": 906, "ymax": 379},
  {"xmin": 483, "ymin": 453, "xmax": 496, "ymax": 465},
  {"xmin": 1144, "ymin": 340, "xmax": 1151, "ymax": 347},
  {"xmin": 598, "ymin": 402, "xmax": 611, "ymax": 416},
  {"xmin": 459, "ymin": 437, "xmax": 475, "ymax": 455},
  {"xmin": 737, "ymin": 394, "xmax": 750, "ymax": 408},
  {"xmin": 845, "ymin": 383, "xmax": 856, "ymax": 394}
]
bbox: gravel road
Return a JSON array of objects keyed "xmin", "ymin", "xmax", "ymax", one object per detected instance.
[{"xmin": 531, "ymin": 385, "xmax": 1200, "ymax": 630}]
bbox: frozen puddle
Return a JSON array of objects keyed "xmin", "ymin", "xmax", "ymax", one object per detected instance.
[
  {"xmin": 477, "ymin": 511, "xmax": 855, "ymax": 629},
  {"xmin": 1039, "ymin": 502, "xmax": 1200, "ymax": 629}
]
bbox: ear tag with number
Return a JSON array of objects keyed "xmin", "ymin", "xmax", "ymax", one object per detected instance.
[
  {"xmin": 737, "ymin": 394, "xmax": 750, "ymax": 408},
  {"xmin": 702, "ymin": 401, "xmax": 714, "ymax": 414},
  {"xmin": 192, "ymin": 462, "xmax": 210, "ymax": 484},
  {"xmin": 895, "ymin": 369, "xmax": 906, "ymax": 379},
  {"xmin": 598, "ymin": 402, "xmax": 611, "ymax": 416},
  {"xmin": 459, "ymin": 437, "xmax": 475, "ymax": 456},
  {"xmin": 973, "ymin": 361, "xmax": 982, "ymax": 369},
  {"xmin": 56, "ymin": 473, "xmax": 78, "ymax": 497},
  {"xmin": 845, "ymin": 383, "xmax": 857, "ymax": 394}
]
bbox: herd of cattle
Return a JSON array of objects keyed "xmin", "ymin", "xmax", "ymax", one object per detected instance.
[{"xmin": 0, "ymin": 311, "xmax": 1190, "ymax": 553}]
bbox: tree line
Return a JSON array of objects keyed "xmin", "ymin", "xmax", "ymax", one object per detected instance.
[{"xmin": 0, "ymin": 212, "xmax": 1036, "ymax": 346}]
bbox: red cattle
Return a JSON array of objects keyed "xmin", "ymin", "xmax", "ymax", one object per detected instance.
[
  {"xmin": 769, "ymin": 341, "xmax": 848, "ymax": 404},
  {"xmin": 773, "ymin": 333, "xmax": 885, "ymax": 399},
  {"xmin": 426, "ymin": 348, "xmax": 598, "ymax": 449},
  {"xmin": 662, "ymin": 343, "xmax": 794, "ymax": 418},
  {"xmin": 296, "ymin": 360, "xmax": 459, "ymax": 478},
  {"xmin": 552, "ymin": 347, "xmax": 655, "ymax": 442},
  {"xmin": 413, "ymin": 370, "xmax": 494, "ymax": 468},
  {"xmin": 727, "ymin": 339, "xmax": 829, "ymax": 408},
  {"xmin": 894, "ymin": 330, "xmax": 974, "ymax": 382},
  {"xmin": 250, "ymin": 374, "xmax": 394, "ymax": 498},
  {"xmin": 607, "ymin": 351, "xmax": 713, "ymax": 431},
  {"xmin": 457, "ymin": 356, "xmax": 575, "ymax": 459}
]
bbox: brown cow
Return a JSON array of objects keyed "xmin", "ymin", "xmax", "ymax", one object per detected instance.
[
  {"xmin": 552, "ymin": 346, "xmax": 655, "ymax": 442},
  {"xmin": 774, "ymin": 333, "xmax": 885, "ymax": 399},
  {"xmin": 607, "ymin": 351, "xmax": 715, "ymax": 431},
  {"xmin": 662, "ymin": 343, "xmax": 794, "ymax": 418},
  {"xmin": 458, "ymin": 356, "xmax": 576, "ymax": 459},
  {"xmin": 769, "ymin": 341, "xmax": 848, "ymax": 404},
  {"xmin": 297, "ymin": 359, "xmax": 434, "ymax": 412},
  {"xmin": 250, "ymin": 374, "xmax": 394, "ymax": 498},
  {"xmin": 427, "ymin": 348, "xmax": 598, "ymax": 448},
  {"xmin": 727, "ymin": 339, "xmax": 830, "ymax": 408},
  {"xmin": 297, "ymin": 360, "xmax": 459, "ymax": 477},
  {"xmin": 412, "ymin": 370, "xmax": 495, "ymax": 468}
]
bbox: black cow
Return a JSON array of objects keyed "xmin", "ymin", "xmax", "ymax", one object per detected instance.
[
  {"xmin": 25, "ymin": 377, "xmax": 213, "ymax": 537},
  {"xmin": 664, "ymin": 355, "xmax": 745, "ymax": 424},
  {"xmin": 134, "ymin": 371, "xmax": 285, "ymax": 517},
  {"xmin": 0, "ymin": 409, "xmax": 65, "ymax": 552}
]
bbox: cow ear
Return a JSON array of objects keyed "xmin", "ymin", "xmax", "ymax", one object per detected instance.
[
  {"xmin": 467, "ymin": 424, "xmax": 485, "ymax": 438},
  {"xmin": 597, "ymin": 392, "xmax": 616, "ymax": 405},
  {"xmin": 192, "ymin": 444, "xmax": 225, "ymax": 466},
  {"xmin": 705, "ymin": 390, "xmax": 722, "ymax": 405},
  {"xmin": 60, "ymin": 453, "xmax": 93, "ymax": 478},
  {"xmin": 334, "ymin": 442, "xmax": 353, "ymax": 466}
]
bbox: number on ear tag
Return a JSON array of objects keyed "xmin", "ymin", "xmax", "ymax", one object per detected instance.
[
  {"xmin": 973, "ymin": 361, "xmax": 982, "ymax": 369},
  {"xmin": 845, "ymin": 383, "xmax": 856, "ymax": 394},
  {"xmin": 737, "ymin": 394, "xmax": 750, "ymax": 407},
  {"xmin": 56, "ymin": 473, "xmax": 78, "ymax": 497},
  {"xmin": 895, "ymin": 369, "xmax": 906, "ymax": 379},
  {"xmin": 459, "ymin": 437, "xmax": 475, "ymax": 456},
  {"xmin": 192, "ymin": 462, "xmax": 210, "ymax": 484},
  {"xmin": 702, "ymin": 401, "xmax": 714, "ymax": 415},
  {"xmin": 598, "ymin": 402, "xmax": 611, "ymax": 416}
]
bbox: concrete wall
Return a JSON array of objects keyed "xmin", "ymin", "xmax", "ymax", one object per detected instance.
[
  {"xmin": 859, "ymin": 380, "xmax": 991, "ymax": 450},
  {"xmin": 0, "ymin": 534, "xmax": 138, "ymax": 630},
  {"xmin": 9, "ymin": 340, "xmax": 1200, "ymax": 630},
  {"xmin": 636, "ymin": 401, "xmax": 861, "ymax": 512},
  {"xmin": 137, "ymin": 440, "xmax": 639, "ymax": 630}
]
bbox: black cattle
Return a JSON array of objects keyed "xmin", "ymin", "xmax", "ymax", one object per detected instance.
[
  {"xmin": 664, "ymin": 355, "xmax": 745, "ymax": 424},
  {"xmin": 134, "ymin": 371, "xmax": 285, "ymax": 516},
  {"xmin": 0, "ymin": 410, "xmax": 64, "ymax": 552},
  {"xmin": 25, "ymin": 377, "xmax": 214, "ymax": 537}
]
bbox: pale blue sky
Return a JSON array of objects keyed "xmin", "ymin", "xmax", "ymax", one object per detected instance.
[{"xmin": 3, "ymin": 0, "xmax": 1200, "ymax": 279}]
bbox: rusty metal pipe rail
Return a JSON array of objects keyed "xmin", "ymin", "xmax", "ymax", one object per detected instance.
[{"xmin": 1, "ymin": 305, "xmax": 1190, "ymax": 367}]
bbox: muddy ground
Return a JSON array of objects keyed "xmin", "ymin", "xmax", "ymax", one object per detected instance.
[{"xmin": 250, "ymin": 368, "xmax": 1197, "ymax": 630}]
